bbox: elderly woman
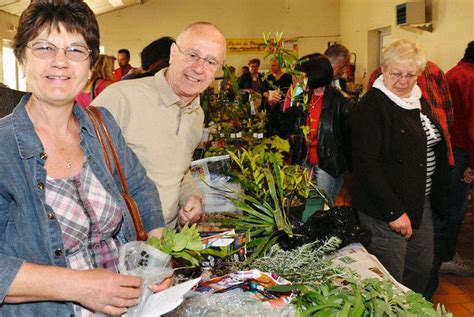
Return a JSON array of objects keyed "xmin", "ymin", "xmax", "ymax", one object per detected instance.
[
  {"xmin": 352, "ymin": 39, "xmax": 450, "ymax": 293},
  {"xmin": 0, "ymin": 1, "xmax": 169, "ymax": 316}
]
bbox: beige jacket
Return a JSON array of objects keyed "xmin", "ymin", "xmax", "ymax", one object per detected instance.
[{"xmin": 92, "ymin": 69, "xmax": 203, "ymax": 227}]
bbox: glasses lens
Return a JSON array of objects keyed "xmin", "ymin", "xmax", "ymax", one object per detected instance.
[
  {"xmin": 66, "ymin": 45, "xmax": 90, "ymax": 62},
  {"xmin": 30, "ymin": 42, "xmax": 56, "ymax": 59},
  {"xmin": 204, "ymin": 58, "xmax": 219, "ymax": 71}
]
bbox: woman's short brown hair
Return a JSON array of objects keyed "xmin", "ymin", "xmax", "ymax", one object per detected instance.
[{"xmin": 13, "ymin": 0, "xmax": 100, "ymax": 67}]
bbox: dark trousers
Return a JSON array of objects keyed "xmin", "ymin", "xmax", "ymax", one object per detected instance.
[
  {"xmin": 359, "ymin": 198, "xmax": 433, "ymax": 294},
  {"xmin": 425, "ymin": 147, "xmax": 470, "ymax": 300}
]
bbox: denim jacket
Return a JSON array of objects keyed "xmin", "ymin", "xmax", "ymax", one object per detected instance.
[{"xmin": 0, "ymin": 95, "xmax": 164, "ymax": 316}]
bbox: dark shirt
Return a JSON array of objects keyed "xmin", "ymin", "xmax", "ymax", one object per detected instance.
[{"xmin": 0, "ymin": 86, "xmax": 27, "ymax": 118}]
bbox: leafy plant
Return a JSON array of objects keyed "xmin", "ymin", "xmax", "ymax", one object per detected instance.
[
  {"xmin": 269, "ymin": 275, "xmax": 453, "ymax": 317},
  {"xmin": 147, "ymin": 224, "xmax": 202, "ymax": 267},
  {"xmin": 249, "ymin": 238, "xmax": 346, "ymax": 285}
]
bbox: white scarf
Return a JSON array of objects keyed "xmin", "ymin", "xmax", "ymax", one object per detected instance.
[{"xmin": 373, "ymin": 75, "xmax": 437, "ymax": 139}]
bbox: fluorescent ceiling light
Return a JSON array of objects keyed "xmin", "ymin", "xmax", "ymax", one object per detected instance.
[{"xmin": 109, "ymin": 0, "xmax": 124, "ymax": 7}]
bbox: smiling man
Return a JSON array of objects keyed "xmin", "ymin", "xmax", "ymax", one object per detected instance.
[{"xmin": 92, "ymin": 22, "xmax": 226, "ymax": 227}]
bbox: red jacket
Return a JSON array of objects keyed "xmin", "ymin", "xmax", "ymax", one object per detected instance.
[{"xmin": 446, "ymin": 61, "xmax": 474, "ymax": 168}]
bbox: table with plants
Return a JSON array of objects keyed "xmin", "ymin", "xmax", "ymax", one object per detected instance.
[{"xmin": 122, "ymin": 33, "xmax": 453, "ymax": 316}]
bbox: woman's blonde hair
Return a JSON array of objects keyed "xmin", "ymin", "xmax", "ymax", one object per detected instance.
[
  {"xmin": 88, "ymin": 54, "xmax": 115, "ymax": 85},
  {"xmin": 381, "ymin": 39, "xmax": 427, "ymax": 73}
]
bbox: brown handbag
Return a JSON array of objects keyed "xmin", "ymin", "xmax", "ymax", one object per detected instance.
[{"xmin": 86, "ymin": 106, "xmax": 148, "ymax": 241}]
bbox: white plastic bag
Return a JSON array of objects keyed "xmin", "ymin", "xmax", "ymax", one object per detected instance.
[{"xmin": 118, "ymin": 241, "xmax": 174, "ymax": 317}]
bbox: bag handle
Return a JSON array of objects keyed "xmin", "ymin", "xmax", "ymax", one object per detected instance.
[{"xmin": 86, "ymin": 106, "xmax": 148, "ymax": 241}]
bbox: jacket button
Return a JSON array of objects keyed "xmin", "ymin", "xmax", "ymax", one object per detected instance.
[
  {"xmin": 400, "ymin": 129, "xmax": 405, "ymax": 133},
  {"xmin": 420, "ymin": 163, "xmax": 424, "ymax": 167},
  {"xmin": 37, "ymin": 182, "xmax": 45, "ymax": 190},
  {"xmin": 47, "ymin": 212, "xmax": 56, "ymax": 220},
  {"xmin": 54, "ymin": 249, "xmax": 63, "ymax": 257},
  {"xmin": 397, "ymin": 159, "xmax": 402, "ymax": 164},
  {"xmin": 39, "ymin": 152, "xmax": 48, "ymax": 160}
]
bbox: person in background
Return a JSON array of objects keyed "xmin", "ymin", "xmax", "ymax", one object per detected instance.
[
  {"xmin": 324, "ymin": 44, "xmax": 351, "ymax": 97},
  {"xmin": 282, "ymin": 53, "xmax": 351, "ymax": 203},
  {"xmin": 238, "ymin": 58, "xmax": 264, "ymax": 105},
  {"xmin": 0, "ymin": 1, "xmax": 169, "ymax": 316},
  {"xmin": 122, "ymin": 36, "xmax": 175, "ymax": 80},
  {"xmin": 352, "ymin": 39, "xmax": 450, "ymax": 294},
  {"xmin": 112, "ymin": 48, "xmax": 135, "ymax": 81},
  {"xmin": 75, "ymin": 54, "xmax": 115, "ymax": 108},
  {"xmin": 239, "ymin": 65, "xmax": 250, "ymax": 80},
  {"xmin": 262, "ymin": 57, "xmax": 293, "ymax": 107},
  {"xmin": 263, "ymin": 57, "xmax": 293, "ymax": 137},
  {"xmin": 92, "ymin": 22, "xmax": 227, "ymax": 228},
  {"xmin": 0, "ymin": 83, "xmax": 27, "ymax": 117},
  {"xmin": 436, "ymin": 41, "xmax": 474, "ymax": 277}
]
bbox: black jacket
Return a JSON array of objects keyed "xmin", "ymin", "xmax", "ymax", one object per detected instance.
[
  {"xmin": 351, "ymin": 88, "xmax": 450, "ymax": 228},
  {"xmin": 276, "ymin": 86, "xmax": 352, "ymax": 176},
  {"xmin": 316, "ymin": 86, "xmax": 352, "ymax": 177}
]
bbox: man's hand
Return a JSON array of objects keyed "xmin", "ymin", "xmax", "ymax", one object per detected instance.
[
  {"xmin": 72, "ymin": 269, "xmax": 143, "ymax": 315},
  {"xmin": 388, "ymin": 213, "xmax": 413, "ymax": 239},
  {"xmin": 178, "ymin": 195, "xmax": 203, "ymax": 225}
]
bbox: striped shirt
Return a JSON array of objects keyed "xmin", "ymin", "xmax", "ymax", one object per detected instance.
[
  {"xmin": 422, "ymin": 115, "xmax": 441, "ymax": 196},
  {"xmin": 45, "ymin": 162, "xmax": 123, "ymax": 317}
]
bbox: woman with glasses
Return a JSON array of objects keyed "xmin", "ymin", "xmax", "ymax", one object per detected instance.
[
  {"xmin": 351, "ymin": 39, "xmax": 450, "ymax": 294},
  {"xmin": 0, "ymin": 1, "xmax": 169, "ymax": 316}
]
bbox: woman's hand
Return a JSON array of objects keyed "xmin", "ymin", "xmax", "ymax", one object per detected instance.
[
  {"xmin": 266, "ymin": 90, "xmax": 282, "ymax": 106},
  {"xmin": 71, "ymin": 269, "xmax": 143, "ymax": 315},
  {"xmin": 388, "ymin": 213, "xmax": 413, "ymax": 239},
  {"xmin": 149, "ymin": 276, "xmax": 174, "ymax": 293}
]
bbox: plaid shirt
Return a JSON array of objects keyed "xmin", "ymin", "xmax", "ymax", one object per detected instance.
[
  {"xmin": 45, "ymin": 162, "xmax": 123, "ymax": 317},
  {"xmin": 367, "ymin": 61, "xmax": 454, "ymax": 165}
]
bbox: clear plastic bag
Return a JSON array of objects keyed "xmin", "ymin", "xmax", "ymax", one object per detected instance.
[
  {"xmin": 118, "ymin": 241, "xmax": 174, "ymax": 317},
  {"xmin": 168, "ymin": 290, "xmax": 296, "ymax": 317}
]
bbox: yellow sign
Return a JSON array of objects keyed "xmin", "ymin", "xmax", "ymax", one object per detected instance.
[{"xmin": 226, "ymin": 38, "xmax": 265, "ymax": 54}]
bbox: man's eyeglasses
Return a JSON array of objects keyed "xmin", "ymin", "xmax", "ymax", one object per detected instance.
[
  {"xmin": 389, "ymin": 71, "xmax": 418, "ymax": 81},
  {"xmin": 175, "ymin": 43, "xmax": 221, "ymax": 71},
  {"xmin": 26, "ymin": 41, "xmax": 91, "ymax": 62}
]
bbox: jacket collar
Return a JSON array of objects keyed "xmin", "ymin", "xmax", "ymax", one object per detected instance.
[{"xmin": 12, "ymin": 94, "xmax": 96, "ymax": 160}]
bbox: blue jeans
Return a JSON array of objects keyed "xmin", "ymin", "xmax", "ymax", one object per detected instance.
[
  {"xmin": 310, "ymin": 165, "xmax": 344, "ymax": 206},
  {"xmin": 424, "ymin": 147, "xmax": 470, "ymax": 300}
]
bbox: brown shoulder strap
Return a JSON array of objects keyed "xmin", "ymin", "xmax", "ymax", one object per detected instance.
[
  {"xmin": 88, "ymin": 106, "xmax": 129, "ymax": 194},
  {"xmin": 86, "ymin": 106, "xmax": 148, "ymax": 241}
]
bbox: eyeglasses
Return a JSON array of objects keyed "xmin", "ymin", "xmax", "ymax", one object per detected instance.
[
  {"xmin": 388, "ymin": 71, "xmax": 418, "ymax": 81},
  {"xmin": 175, "ymin": 43, "xmax": 221, "ymax": 71},
  {"xmin": 26, "ymin": 41, "xmax": 91, "ymax": 62}
]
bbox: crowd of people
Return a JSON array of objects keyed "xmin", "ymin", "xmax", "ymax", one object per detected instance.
[{"xmin": 0, "ymin": 0, "xmax": 472, "ymax": 314}]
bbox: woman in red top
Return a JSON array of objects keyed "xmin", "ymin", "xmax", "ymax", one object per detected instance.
[
  {"xmin": 76, "ymin": 54, "xmax": 115, "ymax": 108},
  {"xmin": 284, "ymin": 53, "xmax": 352, "ymax": 204}
]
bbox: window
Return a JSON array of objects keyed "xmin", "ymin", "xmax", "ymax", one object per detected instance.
[{"xmin": 2, "ymin": 39, "xmax": 27, "ymax": 91}]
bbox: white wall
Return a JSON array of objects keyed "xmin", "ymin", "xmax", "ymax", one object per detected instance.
[
  {"xmin": 340, "ymin": 0, "xmax": 474, "ymax": 86},
  {"xmin": 0, "ymin": 11, "xmax": 19, "ymax": 84},
  {"xmin": 96, "ymin": 0, "xmax": 341, "ymax": 73}
]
